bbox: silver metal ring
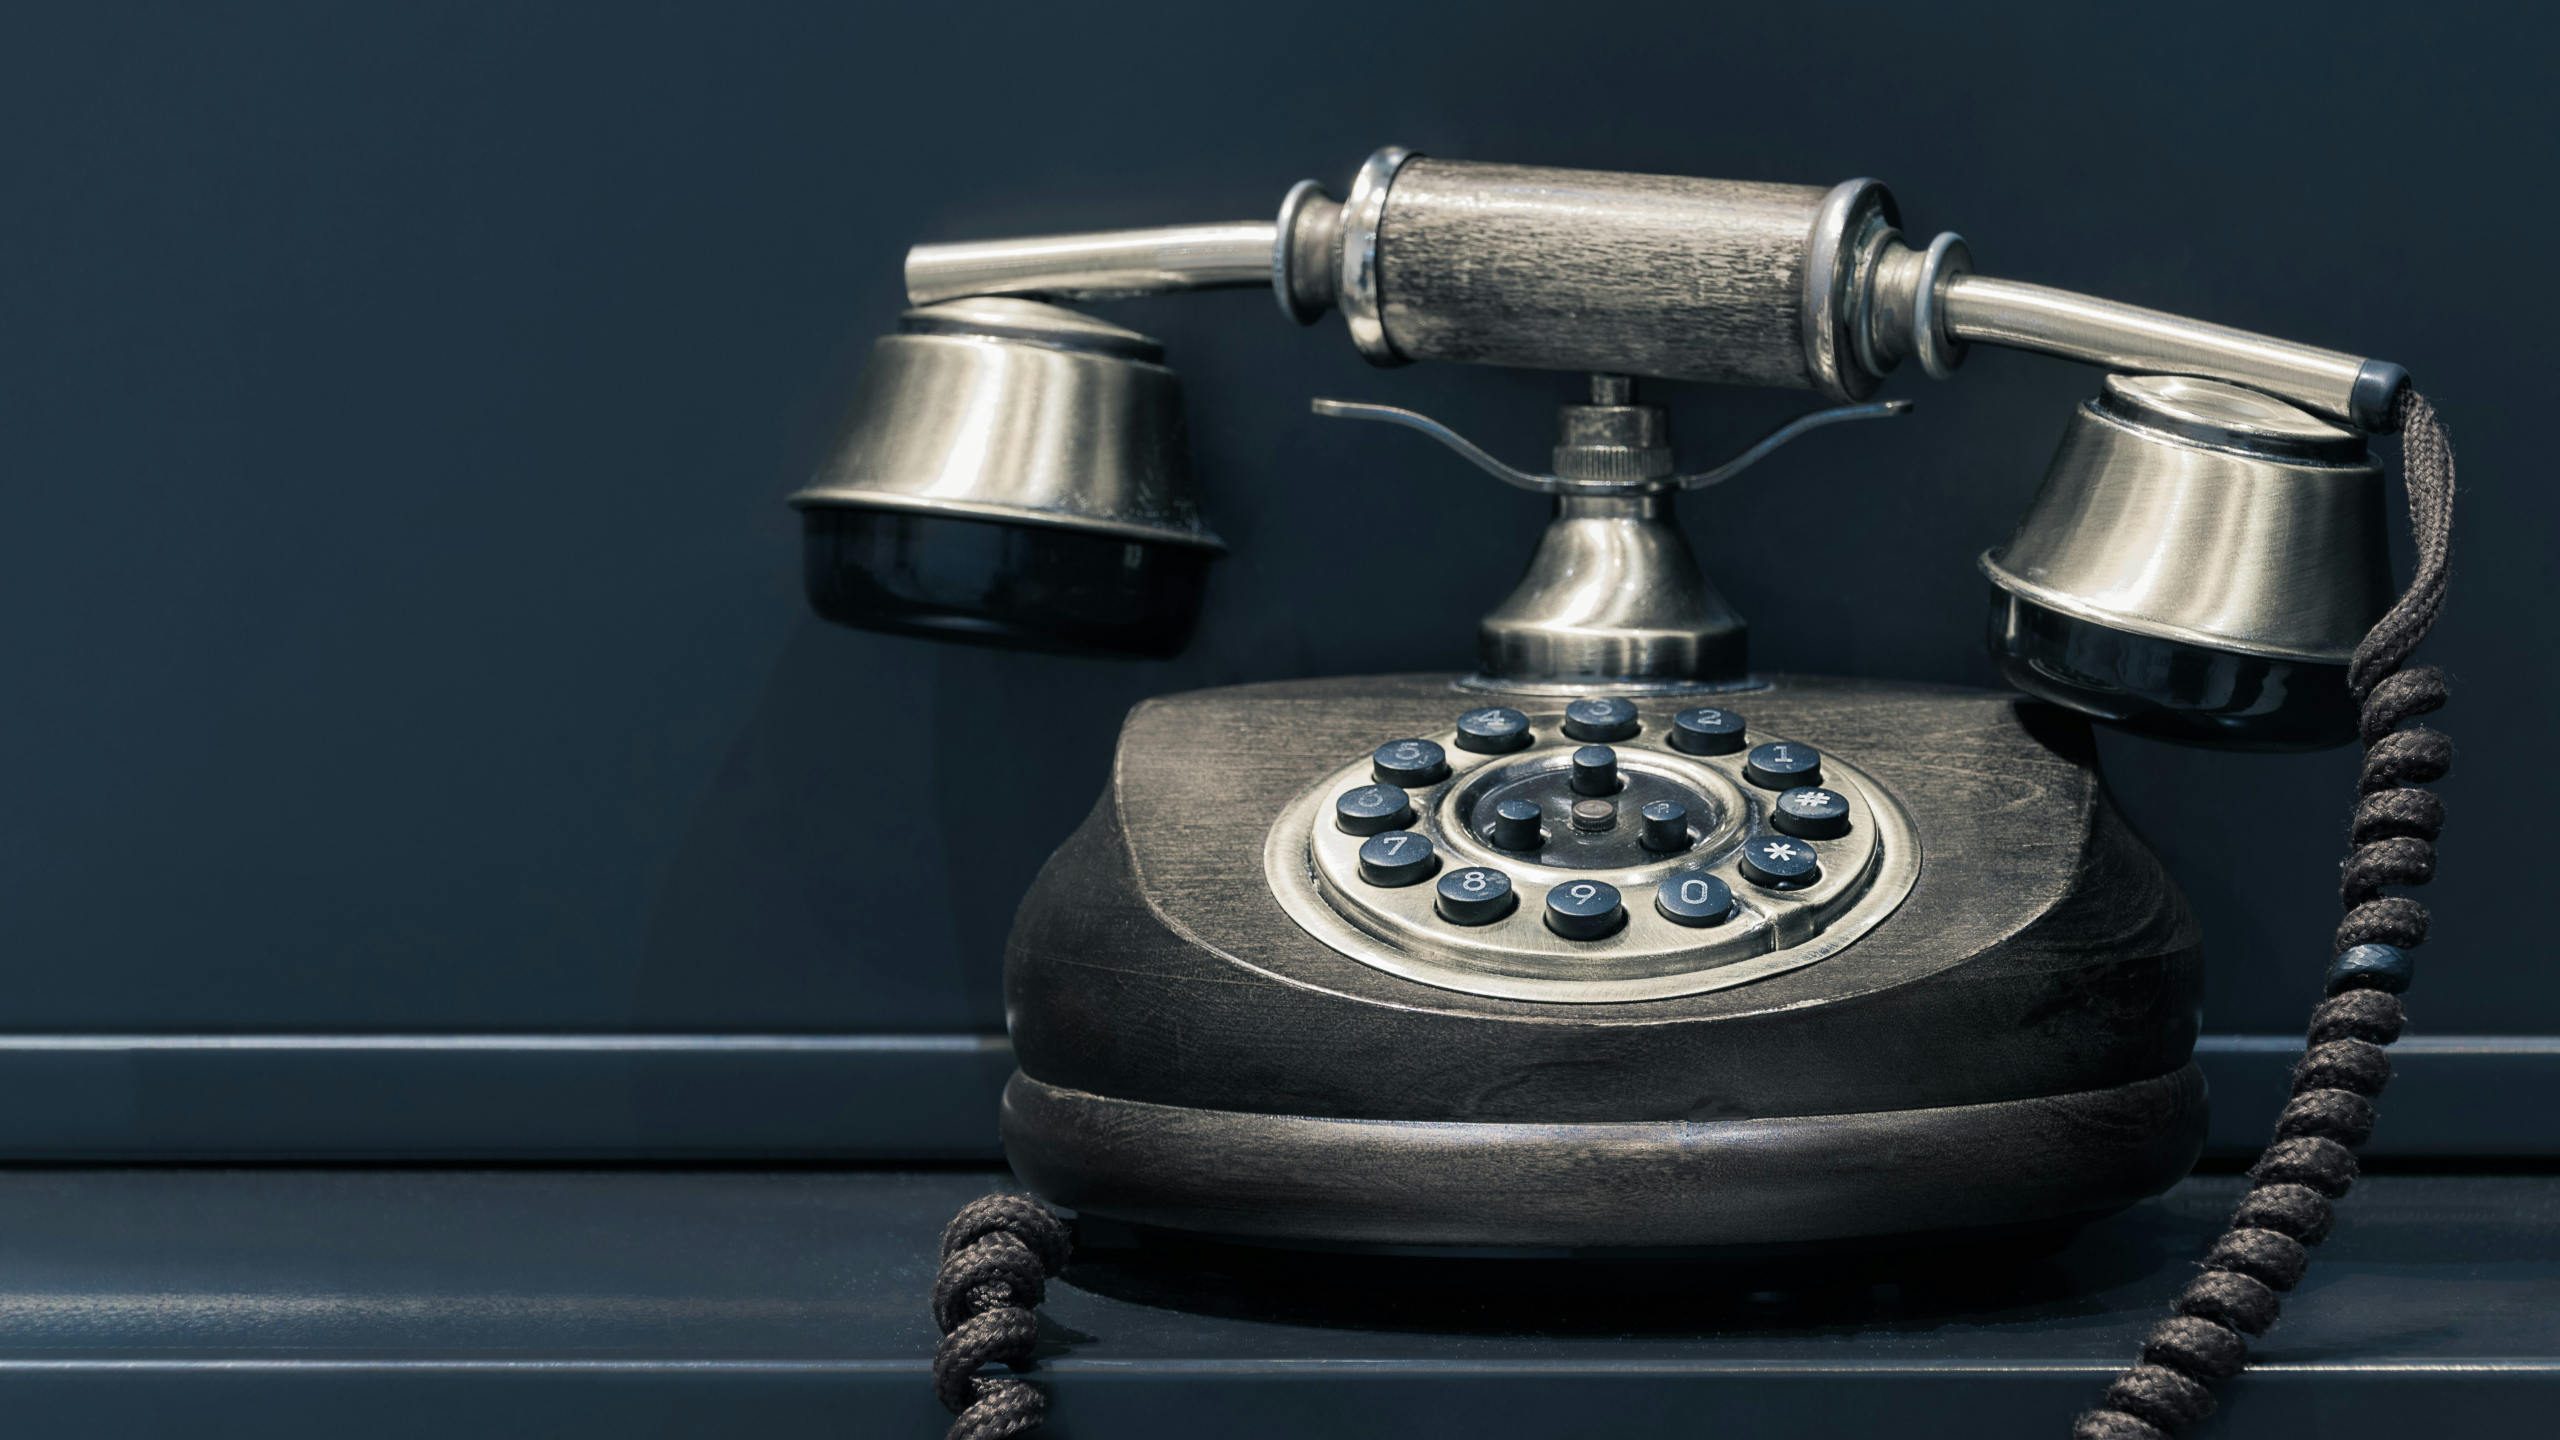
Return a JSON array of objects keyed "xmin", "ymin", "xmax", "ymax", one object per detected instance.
[
  {"xmin": 1273, "ymin": 179, "xmax": 1331, "ymax": 326},
  {"xmin": 1337, "ymin": 146, "xmax": 1416, "ymax": 367},
  {"xmin": 1799, "ymin": 179, "xmax": 1897, "ymax": 403},
  {"xmin": 1914, "ymin": 231, "xmax": 1974, "ymax": 381}
]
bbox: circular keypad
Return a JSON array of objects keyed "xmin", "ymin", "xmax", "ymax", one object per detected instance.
[{"xmin": 1269, "ymin": 702, "xmax": 1916, "ymax": 1003}]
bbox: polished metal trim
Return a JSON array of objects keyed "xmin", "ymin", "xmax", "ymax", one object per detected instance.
[
  {"xmin": 904, "ymin": 222, "xmax": 1279, "ymax": 305},
  {"xmin": 1273, "ymin": 179, "xmax": 1336, "ymax": 325},
  {"xmin": 1980, "ymin": 550, "xmax": 2350, "ymax": 664},
  {"xmin": 1913, "ymin": 232, "xmax": 1973, "ymax": 380},
  {"xmin": 790, "ymin": 488, "xmax": 1228, "ymax": 552},
  {"xmin": 1799, "ymin": 179, "xmax": 1898, "ymax": 403},
  {"xmin": 1941, "ymin": 274, "xmax": 2369, "ymax": 426},
  {"xmin": 1337, "ymin": 146, "xmax": 1417, "ymax": 366},
  {"xmin": 1264, "ymin": 713, "xmax": 1920, "ymax": 1003}
]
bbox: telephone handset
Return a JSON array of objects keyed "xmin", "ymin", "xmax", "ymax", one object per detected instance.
[{"xmin": 790, "ymin": 150, "xmax": 2458, "ymax": 1440}]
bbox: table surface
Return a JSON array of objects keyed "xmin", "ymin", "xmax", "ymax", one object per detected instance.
[{"xmin": 0, "ymin": 1165, "xmax": 2547, "ymax": 1437}]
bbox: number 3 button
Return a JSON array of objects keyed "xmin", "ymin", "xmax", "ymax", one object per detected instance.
[{"xmin": 1436, "ymin": 867, "xmax": 1517, "ymax": 925}]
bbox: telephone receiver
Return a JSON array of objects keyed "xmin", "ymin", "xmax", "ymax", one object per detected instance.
[
  {"xmin": 793, "ymin": 146, "xmax": 2411, "ymax": 749},
  {"xmin": 784, "ymin": 149, "xmax": 2455, "ymax": 1440}
]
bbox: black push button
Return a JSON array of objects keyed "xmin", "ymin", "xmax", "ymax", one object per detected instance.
[
  {"xmin": 1490, "ymin": 799, "xmax": 1544, "ymax": 851},
  {"xmin": 1670, "ymin": 707, "xmax": 1747, "ymax": 756},
  {"xmin": 1436, "ymin": 866, "xmax": 1518, "ymax": 925},
  {"xmin": 1357, "ymin": 830, "xmax": 1439, "ymax": 888},
  {"xmin": 1655, "ymin": 871, "xmax": 1735, "ymax": 927},
  {"xmin": 1771, "ymin": 786, "xmax": 1850, "ymax": 840},
  {"xmin": 1569, "ymin": 745, "xmax": 1620, "ymax": 797},
  {"xmin": 1639, "ymin": 799, "xmax": 1691, "ymax": 852},
  {"xmin": 1335, "ymin": 784, "xmax": 1414, "ymax": 836},
  {"xmin": 1543, "ymin": 878, "xmax": 1626, "ymax": 939},
  {"xmin": 1454, "ymin": 706, "xmax": 1533, "ymax": 754},
  {"xmin": 1569, "ymin": 798, "xmax": 1617, "ymax": 833},
  {"xmin": 1743, "ymin": 741, "xmax": 1821, "ymax": 790},
  {"xmin": 1562, "ymin": 696, "xmax": 1640, "ymax": 742},
  {"xmin": 1738, "ymin": 834, "xmax": 1821, "ymax": 889},
  {"xmin": 1373, "ymin": 738, "xmax": 1450, "ymax": 788}
]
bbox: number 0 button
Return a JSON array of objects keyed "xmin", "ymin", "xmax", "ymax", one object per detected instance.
[
  {"xmin": 1357, "ymin": 830, "xmax": 1439, "ymax": 887},
  {"xmin": 1436, "ymin": 867, "xmax": 1517, "ymax": 925},
  {"xmin": 1656, "ymin": 872, "xmax": 1735, "ymax": 927},
  {"xmin": 1544, "ymin": 879, "xmax": 1626, "ymax": 940}
]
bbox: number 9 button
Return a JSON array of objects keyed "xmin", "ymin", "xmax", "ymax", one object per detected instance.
[{"xmin": 1436, "ymin": 866, "xmax": 1517, "ymax": 925}]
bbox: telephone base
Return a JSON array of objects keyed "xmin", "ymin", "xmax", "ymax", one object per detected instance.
[
  {"xmin": 1005, "ymin": 673, "xmax": 2206, "ymax": 1251},
  {"xmin": 1005, "ymin": 1064, "xmax": 2205, "ymax": 1252}
]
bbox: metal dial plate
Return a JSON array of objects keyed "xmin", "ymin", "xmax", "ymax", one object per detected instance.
[{"xmin": 1264, "ymin": 711, "xmax": 1920, "ymax": 1003}]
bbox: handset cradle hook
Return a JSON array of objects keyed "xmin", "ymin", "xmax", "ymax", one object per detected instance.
[{"xmin": 1309, "ymin": 396, "xmax": 1913, "ymax": 495}]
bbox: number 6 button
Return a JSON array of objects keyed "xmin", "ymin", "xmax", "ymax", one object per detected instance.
[
  {"xmin": 1436, "ymin": 867, "xmax": 1517, "ymax": 925},
  {"xmin": 1357, "ymin": 831, "xmax": 1439, "ymax": 887}
]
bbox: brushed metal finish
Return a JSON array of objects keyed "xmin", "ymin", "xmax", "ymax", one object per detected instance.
[
  {"xmin": 1943, "ymin": 274, "xmax": 2370, "ymax": 426},
  {"xmin": 788, "ymin": 299, "xmax": 1224, "ymax": 551},
  {"xmin": 1983, "ymin": 375, "xmax": 2389, "ymax": 662},
  {"xmin": 1474, "ymin": 492, "xmax": 1748, "ymax": 687},
  {"xmin": 904, "ymin": 222, "xmax": 1278, "ymax": 305},
  {"xmin": 1374, "ymin": 158, "xmax": 1836, "ymax": 387},
  {"xmin": 1336, "ymin": 146, "xmax": 1415, "ymax": 365},
  {"xmin": 1264, "ymin": 709, "xmax": 1919, "ymax": 1003}
]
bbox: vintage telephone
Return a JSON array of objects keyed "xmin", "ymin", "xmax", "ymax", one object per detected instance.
[{"xmin": 789, "ymin": 151, "xmax": 2455, "ymax": 1438}]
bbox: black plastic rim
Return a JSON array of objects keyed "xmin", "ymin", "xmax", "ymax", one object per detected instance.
[
  {"xmin": 1985, "ymin": 587, "xmax": 2358, "ymax": 752},
  {"xmin": 801, "ymin": 507, "xmax": 1215, "ymax": 660}
]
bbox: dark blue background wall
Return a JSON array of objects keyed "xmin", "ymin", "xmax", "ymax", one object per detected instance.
[{"xmin": 0, "ymin": 1, "xmax": 2543, "ymax": 1037}]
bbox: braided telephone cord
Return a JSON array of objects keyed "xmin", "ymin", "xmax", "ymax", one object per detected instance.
[
  {"xmin": 2071, "ymin": 391, "xmax": 2457, "ymax": 1440},
  {"xmin": 932, "ymin": 1194, "xmax": 1074, "ymax": 1440}
]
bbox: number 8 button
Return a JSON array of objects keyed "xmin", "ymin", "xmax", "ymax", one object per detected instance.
[{"xmin": 1436, "ymin": 867, "xmax": 1517, "ymax": 925}]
